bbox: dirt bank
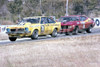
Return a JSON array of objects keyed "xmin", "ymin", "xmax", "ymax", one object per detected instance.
[{"xmin": 0, "ymin": 35, "xmax": 100, "ymax": 67}]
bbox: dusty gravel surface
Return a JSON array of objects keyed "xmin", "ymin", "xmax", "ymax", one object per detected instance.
[
  {"xmin": 0, "ymin": 35, "xmax": 100, "ymax": 67},
  {"xmin": 0, "ymin": 33, "xmax": 8, "ymax": 40}
]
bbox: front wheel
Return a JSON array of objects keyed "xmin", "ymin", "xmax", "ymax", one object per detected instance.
[
  {"xmin": 31, "ymin": 30, "xmax": 38, "ymax": 39},
  {"xmin": 9, "ymin": 37, "xmax": 17, "ymax": 41},
  {"xmin": 51, "ymin": 29, "xmax": 58, "ymax": 37},
  {"xmin": 73, "ymin": 27, "xmax": 79, "ymax": 35},
  {"xmin": 65, "ymin": 32, "xmax": 72, "ymax": 35}
]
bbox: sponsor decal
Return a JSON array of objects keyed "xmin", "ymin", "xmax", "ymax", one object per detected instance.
[
  {"xmin": 41, "ymin": 25, "xmax": 45, "ymax": 32},
  {"xmin": 81, "ymin": 22, "xmax": 85, "ymax": 24},
  {"xmin": 93, "ymin": 18, "xmax": 100, "ymax": 27},
  {"xmin": 83, "ymin": 24, "xmax": 85, "ymax": 29},
  {"xmin": 80, "ymin": 22, "xmax": 85, "ymax": 28},
  {"xmin": 95, "ymin": 19, "xmax": 100, "ymax": 26},
  {"xmin": 30, "ymin": 25, "xmax": 39, "ymax": 28},
  {"xmin": 55, "ymin": 24, "xmax": 59, "ymax": 26},
  {"xmin": 81, "ymin": 22, "xmax": 85, "ymax": 28},
  {"xmin": 77, "ymin": 22, "xmax": 79, "ymax": 24}
]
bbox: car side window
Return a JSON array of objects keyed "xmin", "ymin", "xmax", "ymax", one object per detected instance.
[
  {"xmin": 41, "ymin": 17, "xmax": 48, "ymax": 24},
  {"xmin": 71, "ymin": 17, "xmax": 79, "ymax": 21},
  {"xmin": 76, "ymin": 17, "xmax": 80, "ymax": 21},
  {"xmin": 80, "ymin": 16, "xmax": 87, "ymax": 21},
  {"xmin": 48, "ymin": 18, "xmax": 56, "ymax": 23},
  {"xmin": 64, "ymin": 17, "xmax": 71, "ymax": 22}
]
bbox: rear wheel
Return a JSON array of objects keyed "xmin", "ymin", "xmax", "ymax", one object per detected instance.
[
  {"xmin": 86, "ymin": 26, "xmax": 92, "ymax": 33},
  {"xmin": 9, "ymin": 37, "xmax": 17, "ymax": 41},
  {"xmin": 51, "ymin": 29, "xmax": 57, "ymax": 37},
  {"xmin": 31, "ymin": 30, "xmax": 38, "ymax": 39}
]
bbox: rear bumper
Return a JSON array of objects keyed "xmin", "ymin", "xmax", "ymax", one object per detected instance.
[{"xmin": 59, "ymin": 25, "xmax": 75, "ymax": 33}]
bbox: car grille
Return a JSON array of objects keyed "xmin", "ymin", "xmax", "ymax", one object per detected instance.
[
  {"xmin": 11, "ymin": 29, "xmax": 16, "ymax": 32},
  {"xmin": 11, "ymin": 28, "xmax": 24, "ymax": 32},
  {"xmin": 61, "ymin": 26, "xmax": 68, "ymax": 29},
  {"xmin": 18, "ymin": 28, "xmax": 24, "ymax": 31}
]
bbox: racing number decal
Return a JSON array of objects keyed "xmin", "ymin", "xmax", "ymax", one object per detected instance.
[
  {"xmin": 77, "ymin": 22, "xmax": 79, "ymax": 24},
  {"xmin": 83, "ymin": 24, "xmax": 85, "ymax": 28},
  {"xmin": 41, "ymin": 25, "xmax": 45, "ymax": 32},
  {"xmin": 81, "ymin": 22, "xmax": 85, "ymax": 29}
]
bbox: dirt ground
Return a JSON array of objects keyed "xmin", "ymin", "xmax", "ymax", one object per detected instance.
[
  {"xmin": 0, "ymin": 35, "xmax": 100, "ymax": 67},
  {"xmin": 0, "ymin": 33, "xmax": 8, "ymax": 40}
]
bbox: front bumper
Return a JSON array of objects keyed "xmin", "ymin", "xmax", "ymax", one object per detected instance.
[
  {"xmin": 59, "ymin": 28, "xmax": 74, "ymax": 33},
  {"xmin": 6, "ymin": 31, "xmax": 31, "ymax": 37},
  {"xmin": 6, "ymin": 31, "xmax": 31, "ymax": 34},
  {"xmin": 59, "ymin": 25, "xmax": 75, "ymax": 33}
]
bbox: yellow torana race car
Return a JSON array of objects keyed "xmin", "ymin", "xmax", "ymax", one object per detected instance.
[{"xmin": 6, "ymin": 16, "xmax": 61, "ymax": 41}]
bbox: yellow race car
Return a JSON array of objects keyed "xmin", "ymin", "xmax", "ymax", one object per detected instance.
[{"xmin": 6, "ymin": 16, "xmax": 61, "ymax": 41}]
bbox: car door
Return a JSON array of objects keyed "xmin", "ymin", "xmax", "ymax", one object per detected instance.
[
  {"xmin": 40, "ymin": 17, "xmax": 49, "ymax": 35},
  {"xmin": 80, "ymin": 16, "xmax": 87, "ymax": 29},
  {"xmin": 47, "ymin": 18, "xmax": 56, "ymax": 34},
  {"xmin": 75, "ymin": 17, "xmax": 81, "ymax": 30},
  {"xmin": 84, "ymin": 17, "xmax": 92, "ymax": 28}
]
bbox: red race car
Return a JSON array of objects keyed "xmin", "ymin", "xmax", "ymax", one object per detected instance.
[{"xmin": 59, "ymin": 15, "xmax": 95, "ymax": 35}]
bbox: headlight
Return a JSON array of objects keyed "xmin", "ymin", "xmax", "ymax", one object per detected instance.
[
  {"xmin": 6, "ymin": 28, "xmax": 10, "ymax": 32},
  {"xmin": 25, "ymin": 27, "xmax": 29, "ymax": 32}
]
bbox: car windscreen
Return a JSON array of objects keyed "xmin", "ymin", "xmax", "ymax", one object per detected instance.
[
  {"xmin": 18, "ymin": 18, "xmax": 40, "ymax": 25},
  {"xmin": 24, "ymin": 18, "xmax": 40, "ymax": 23}
]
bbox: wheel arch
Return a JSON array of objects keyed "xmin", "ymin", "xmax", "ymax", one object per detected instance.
[
  {"xmin": 74, "ymin": 25, "xmax": 79, "ymax": 30},
  {"xmin": 54, "ymin": 27, "xmax": 58, "ymax": 32},
  {"xmin": 31, "ymin": 29, "xmax": 39, "ymax": 35},
  {"xmin": 90, "ymin": 24, "xmax": 94, "ymax": 28},
  {"xmin": 75, "ymin": 25, "xmax": 79, "ymax": 28}
]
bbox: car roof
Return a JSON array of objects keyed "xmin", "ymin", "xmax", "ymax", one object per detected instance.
[
  {"xmin": 61, "ymin": 15, "xmax": 86, "ymax": 17},
  {"xmin": 24, "ymin": 16, "xmax": 47, "ymax": 19}
]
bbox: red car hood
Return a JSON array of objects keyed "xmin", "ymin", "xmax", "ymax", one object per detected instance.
[{"xmin": 61, "ymin": 21, "xmax": 73, "ymax": 26}]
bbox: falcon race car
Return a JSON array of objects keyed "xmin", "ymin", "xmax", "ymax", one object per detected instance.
[
  {"xmin": 59, "ymin": 15, "xmax": 95, "ymax": 35},
  {"xmin": 6, "ymin": 16, "xmax": 61, "ymax": 41}
]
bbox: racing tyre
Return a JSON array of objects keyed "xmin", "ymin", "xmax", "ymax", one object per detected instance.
[
  {"xmin": 31, "ymin": 30, "xmax": 38, "ymax": 39},
  {"xmin": 86, "ymin": 26, "xmax": 92, "ymax": 33},
  {"xmin": 51, "ymin": 29, "xmax": 57, "ymax": 37},
  {"xmin": 9, "ymin": 37, "xmax": 17, "ymax": 41},
  {"xmin": 65, "ymin": 32, "xmax": 72, "ymax": 35},
  {"xmin": 73, "ymin": 27, "xmax": 79, "ymax": 35}
]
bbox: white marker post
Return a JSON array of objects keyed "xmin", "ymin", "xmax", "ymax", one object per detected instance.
[{"xmin": 66, "ymin": 0, "xmax": 69, "ymax": 16}]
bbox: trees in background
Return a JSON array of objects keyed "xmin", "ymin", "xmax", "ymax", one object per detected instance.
[
  {"xmin": 72, "ymin": 0, "xmax": 84, "ymax": 15},
  {"xmin": 22, "ymin": 0, "xmax": 40, "ymax": 17},
  {"xmin": 72, "ymin": 0, "xmax": 98, "ymax": 15},
  {"xmin": 8, "ymin": 0, "xmax": 23, "ymax": 15},
  {"xmin": 7, "ymin": 0, "xmax": 23, "ymax": 22},
  {"xmin": 0, "ymin": 0, "xmax": 99, "ymax": 21},
  {"xmin": 0, "ymin": 0, "xmax": 6, "ymax": 8}
]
